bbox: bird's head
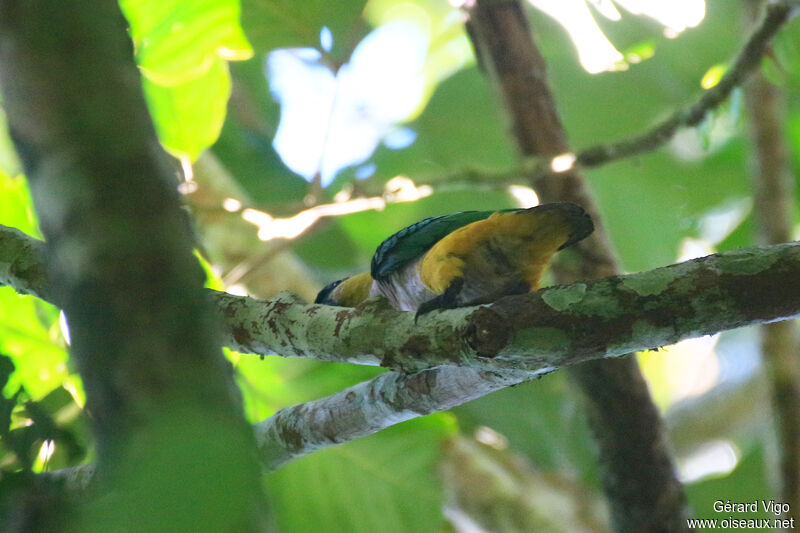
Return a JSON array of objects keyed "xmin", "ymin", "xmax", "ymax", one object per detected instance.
[
  {"xmin": 314, "ymin": 271, "xmax": 374, "ymax": 307},
  {"xmin": 315, "ymin": 279, "xmax": 344, "ymax": 305}
]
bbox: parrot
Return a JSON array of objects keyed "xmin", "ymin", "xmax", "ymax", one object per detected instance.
[{"xmin": 315, "ymin": 202, "xmax": 594, "ymax": 318}]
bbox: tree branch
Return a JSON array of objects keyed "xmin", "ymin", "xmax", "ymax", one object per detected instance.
[
  {"xmin": 230, "ymin": 236, "xmax": 800, "ymax": 467},
  {"xmin": 0, "ymin": 225, "xmax": 50, "ymax": 302},
  {"xmin": 5, "ymin": 223, "xmax": 800, "ymax": 470},
  {"xmin": 446, "ymin": 5, "xmax": 795, "ymax": 528},
  {"xmin": 255, "ymin": 366, "xmax": 527, "ymax": 469},
  {"xmin": 4, "ymin": 223, "xmax": 800, "ymax": 373}
]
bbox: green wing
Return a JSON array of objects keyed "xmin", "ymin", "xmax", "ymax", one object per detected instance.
[{"xmin": 371, "ymin": 209, "xmax": 521, "ymax": 281}]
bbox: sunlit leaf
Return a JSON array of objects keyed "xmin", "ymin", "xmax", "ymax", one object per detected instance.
[
  {"xmin": 120, "ymin": 0, "xmax": 253, "ymax": 159},
  {"xmin": 623, "ymin": 39, "xmax": 656, "ymax": 64},
  {"xmin": 0, "ymin": 174, "xmax": 69, "ymax": 400},
  {"xmin": 0, "ymin": 172, "xmax": 38, "ymax": 237},
  {"xmin": 142, "ymin": 58, "xmax": 232, "ymax": 160},
  {"xmin": 701, "ymin": 63, "xmax": 727, "ymax": 89},
  {"xmin": 0, "ymin": 291, "xmax": 69, "ymax": 399},
  {"xmin": 121, "ymin": 0, "xmax": 253, "ymax": 85},
  {"xmin": 0, "ymin": 111, "xmax": 21, "ymax": 176}
]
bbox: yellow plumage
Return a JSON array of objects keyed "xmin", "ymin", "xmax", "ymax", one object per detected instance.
[
  {"xmin": 419, "ymin": 209, "xmax": 576, "ymax": 295},
  {"xmin": 329, "ymin": 271, "xmax": 374, "ymax": 307},
  {"xmin": 316, "ymin": 202, "xmax": 592, "ymax": 315}
]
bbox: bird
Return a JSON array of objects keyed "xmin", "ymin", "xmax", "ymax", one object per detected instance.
[{"xmin": 315, "ymin": 202, "xmax": 594, "ymax": 318}]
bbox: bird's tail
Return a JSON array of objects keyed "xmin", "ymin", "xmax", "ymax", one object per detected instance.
[
  {"xmin": 420, "ymin": 202, "xmax": 594, "ymax": 296},
  {"xmin": 487, "ymin": 202, "xmax": 594, "ymax": 288}
]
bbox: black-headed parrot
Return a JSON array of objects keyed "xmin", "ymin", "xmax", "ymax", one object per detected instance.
[{"xmin": 315, "ymin": 202, "xmax": 594, "ymax": 318}]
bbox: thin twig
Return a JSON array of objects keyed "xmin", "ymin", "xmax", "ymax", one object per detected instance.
[
  {"xmin": 574, "ymin": 0, "xmax": 797, "ymax": 170},
  {"xmin": 345, "ymin": 0, "xmax": 799, "ymax": 195}
]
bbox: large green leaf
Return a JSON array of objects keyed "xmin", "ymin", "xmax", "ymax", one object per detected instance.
[
  {"xmin": 0, "ymin": 172, "xmax": 37, "ymax": 237},
  {"xmin": 0, "ymin": 291, "xmax": 69, "ymax": 400},
  {"xmin": 453, "ymin": 373, "xmax": 599, "ymax": 485},
  {"xmin": 0, "ymin": 174, "xmax": 71, "ymax": 400},
  {"xmin": 142, "ymin": 58, "xmax": 232, "ymax": 160},
  {"xmin": 367, "ymin": 66, "xmax": 517, "ymax": 183},
  {"xmin": 265, "ymin": 415, "xmax": 453, "ymax": 533},
  {"xmin": 120, "ymin": 0, "xmax": 253, "ymax": 159},
  {"xmin": 120, "ymin": 0, "xmax": 253, "ymax": 84}
]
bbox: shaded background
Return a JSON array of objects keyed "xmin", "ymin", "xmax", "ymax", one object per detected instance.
[{"xmin": 2, "ymin": 0, "xmax": 799, "ymax": 530}]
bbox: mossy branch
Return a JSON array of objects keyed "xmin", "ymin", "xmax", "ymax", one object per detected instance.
[
  {"xmin": 4, "ymin": 224, "xmax": 800, "ymax": 468},
  {"xmin": 4, "ymin": 224, "xmax": 800, "ymax": 374}
]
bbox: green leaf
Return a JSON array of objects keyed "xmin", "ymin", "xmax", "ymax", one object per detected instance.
[
  {"xmin": 0, "ymin": 111, "xmax": 21, "ymax": 176},
  {"xmin": 265, "ymin": 416, "xmax": 454, "ymax": 533},
  {"xmin": 142, "ymin": 58, "xmax": 232, "ymax": 160},
  {"xmin": 453, "ymin": 374, "xmax": 599, "ymax": 484},
  {"xmin": 0, "ymin": 290, "xmax": 70, "ymax": 400},
  {"xmin": 622, "ymin": 39, "xmax": 656, "ymax": 64},
  {"xmin": 368, "ymin": 67, "xmax": 517, "ymax": 182},
  {"xmin": 0, "ymin": 175, "xmax": 71, "ymax": 400},
  {"xmin": 686, "ymin": 447, "xmax": 771, "ymax": 521},
  {"xmin": 120, "ymin": 0, "xmax": 253, "ymax": 85},
  {"xmin": 241, "ymin": 0, "xmax": 367, "ymax": 60},
  {"xmin": 0, "ymin": 172, "xmax": 38, "ymax": 237},
  {"xmin": 120, "ymin": 0, "xmax": 253, "ymax": 159},
  {"xmin": 761, "ymin": 14, "xmax": 800, "ymax": 88},
  {"xmin": 700, "ymin": 63, "xmax": 727, "ymax": 90}
]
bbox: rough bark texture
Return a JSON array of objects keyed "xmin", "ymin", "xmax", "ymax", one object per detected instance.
[
  {"xmin": 465, "ymin": 1, "xmax": 687, "ymax": 530},
  {"xmin": 0, "ymin": 225, "xmax": 50, "ymax": 301},
  {"xmin": 744, "ymin": 0, "xmax": 800, "ymax": 524},
  {"xmin": 0, "ymin": 1, "xmax": 267, "ymax": 530},
  {"xmin": 5, "ymin": 224, "xmax": 800, "ymax": 378},
  {"xmin": 255, "ymin": 367, "xmax": 528, "ymax": 469},
  {"xmin": 5, "ymin": 224, "xmax": 800, "ymax": 473}
]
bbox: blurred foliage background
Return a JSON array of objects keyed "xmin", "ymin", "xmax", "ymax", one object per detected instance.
[{"xmin": 2, "ymin": 0, "xmax": 800, "ymax": 530}]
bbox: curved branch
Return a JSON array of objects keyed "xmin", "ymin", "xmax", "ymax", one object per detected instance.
[
  {"xmin": 5, "ymin": 224, "xmax": 800, "ymax": 469},
  {"xmin": 5, "ymin": 223, "xmax": 800, "ymax": 374},
  {"xmin": 217, "ymin": 242, "xmax": 800, "ymax": 371},
  {"xmin": 255, "ymin": 366, "xmax": 527, "ymax": 469}
]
